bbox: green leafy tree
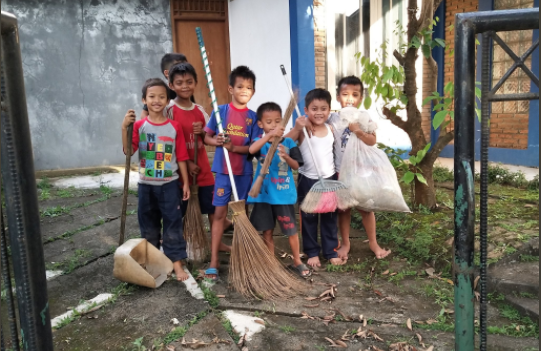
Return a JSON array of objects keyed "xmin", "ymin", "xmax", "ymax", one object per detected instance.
[{"xmin": 358, "ymin": 0, "xmax": 480, "ymax": 209}]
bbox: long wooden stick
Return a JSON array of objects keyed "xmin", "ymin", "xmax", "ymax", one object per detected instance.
[
  {"xmin": 248, "ymin": 98, "xmax": 296, "ymax": 198},
  {"xmin": 119, "ymin": 124, "xmax": 133, "ymax": 246}
]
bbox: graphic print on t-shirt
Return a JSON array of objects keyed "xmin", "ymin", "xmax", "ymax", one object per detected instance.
[{"xmin": 139, "ymin": 132, "xmax": 174, "ymax": 180}]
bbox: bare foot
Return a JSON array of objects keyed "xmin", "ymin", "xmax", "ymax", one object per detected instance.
[
  {"xmin": 173, "ymin": 261, "xmax": 189, "ymax": 281},
  {"xmin": 329, "ymin": 257, "xmax": 347, "ymax": 266},
  {"xmin": 336, "ymin": 243, "xmax": 350, "ymax": 260},
  {"xmin": 370, "ymin": 242, "xmax": 391, "ymax": 259},
  {"xmin": 307, "ymin": 256, "xmax": 321, "ymax": 269},
  {"xmin": 219, "ymin": 242, "xmax": 231, "ymax": 253}
]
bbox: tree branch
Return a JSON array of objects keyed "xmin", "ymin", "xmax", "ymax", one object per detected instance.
[
  {"xmin": 382, "ymin": 107, "xmax": 408, "ymax": 130},
  {"xmin": 393, "ymin": 50, "xmax": 406, "ymax": 67},
  {"xmin": 425, "ymin": 129, "xmax": 455, "ymax": 165},
  {"xmin": 433, "ymin": 0, "xmax": 443, "ymax": 15},
  {"xmin": 418, "ymin": 0, "xmax": 435, "ymax": 33}
]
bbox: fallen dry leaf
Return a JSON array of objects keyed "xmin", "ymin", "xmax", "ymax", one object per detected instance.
[
  {"xmin": 407, "ymin": 318, "xmax": 413, "ymax": 331},
  {"xmin": 216, "ymin": 295, "xmax": 226, "ymax": 298},
  {"xmin": 389, "ymin": 272, "xmax": 398, "ymax": 276},
  {"xmin": 425, "ymin": 268, "xmax": 435, "ymax": 277},
  {"xmin": 414, "ymin": 321, "xmax": 425, "ymax": 324},
  {"xmin": 416, "ymin": 333, "xmax": 424, "ymax": 346},
  {"xmin": 372, "ymin": 346, "xmax": 385, "ymax": 351},
  {"xmin": 474, "ymin": 275, "xmax": 480, "ymax": 289},
  {"xmin": 305, "ymin": 296, "xmax": 318, "ymax": 301},
  {"xmin": 254, "ymin": 320, "xmax": 265, "ymax": 325},
  {"xmin": 363, "ymin": 239, "xmax": 369, "ymax": 243},
  {"xmin": 334, "ymin": 339, "xmax": 348, "ymax": 348},
  {"xmin": 363, "ymin": 318, "xmax": 367, "ymax": 327},
  {"xmin": 373, "ymin": 290, "xmax": 383, "ymax": 296},
  {"xmin": 324, "ymin": 337, "xmax": 337, "ymax": 346},
  {"xmin": 425, "ymin": 346, "xmax": 434, "ymax": 351},
  {"xmin": 426, "ymin": 319, "xmax": 437, "ymax": 325},
  {"xmin": 368, "ymin": 330, "xmax": 384, "ymax": 342},
  {"xmin": 166, "ymin": 345, "xmax": 175, "ymax": 351},
  {"xmin": 474, "ymin": 291, "xmax": 480, "ymax": 301},
  {"xmin": 382, "ymin": 269, "xmax": 390, "ymax": 275}
]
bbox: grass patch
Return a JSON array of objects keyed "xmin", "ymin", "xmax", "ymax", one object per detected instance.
[
  {"xmin": 163, "ymin": 310, "xmax": 208, "ymax": 345},
  {"xmin": 199, "ymin": 282, "xmax": 219, "ymax": 308},
  {"xmin": 519, "ymin": 254, "xmax": 538, "ymax": 262},
  {"xmin": 433, "ymin": 165, "xmax": 454, "ymax": 183},
  {"xmin": 279, "ymin": 325, "xmax": 296, "ymax": 334},
  {"xmin": 37, "ymin": 177, "xmax": 51, "ymax": 190},
  {"xmin": 326, "ymin": 262, "xmax": 368, "ymax": 273},
  {"xmin": 220, "ymin": 313, "xmax": 240, "ymax": 344},
  {"xmin": 46, "ymin": 249, "xmax": 92, "ymax": 273},
  {"xmin": 40, "ymin": 205, "xmax": 71, "ymax": 218}
]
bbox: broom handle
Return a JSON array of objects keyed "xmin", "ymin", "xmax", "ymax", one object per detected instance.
[
  {"xmin": 193, "ymin": 133, "xmax": 198, "ymax": 186},
  {"xmin": 119, "ymin": 123, "xmax": 133, "ymax": 246},
  {"xmin": 196, "ymin": 27, "xmax": 239, "ymax": 201},
  {"xmin": 280, "ymin": 65, "xmax": 325, "ymax": 183}
]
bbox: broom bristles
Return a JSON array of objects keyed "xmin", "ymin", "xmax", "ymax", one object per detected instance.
[
  {"xmin": 228, "ymin": 200, "xmax": 306, "ymax": 299},
  {"xmin": 300, "ymin": 191, "xmax": 322, "ymax": 213},
  {"xmin": 248, "ymin": 174, "xmax": 265, "ymax": 198},
  {"xmin": 184, "ymin": 184, "xmax": 209, "ymax": 263}
]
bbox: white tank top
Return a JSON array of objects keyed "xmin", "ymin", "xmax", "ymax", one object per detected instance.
[{"xmin": 298, "ymin": 124, "xmax": 335, "ymax": 179}]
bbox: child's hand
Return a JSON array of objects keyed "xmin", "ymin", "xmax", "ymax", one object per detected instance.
[
  {"xmin": 188, "ymin": 160, "xmax": 201, "ymax": 176},
  {"xmin": 122, "ymin": 109, "xmax": 136, "ymax": 129},
  {"xmin": 182, "ymin": 183, "xmax": 190, "ymax": 201},
  {"xmin": 193, "ymin": 122, "xmax": 203, "ymax": 135},
  {"xmin": 223, "ymin": 140, "xmax": 234, "ymax": 152},
  {"xmin": 277, "ymin": 144, "xmax": 289, "ymax": 159},
  {"xmin": 216, "ymin": 133, "xmax": 230, "ymax": 146},
  {"xmin": 294, "ymin": 116, "xmax": 314, "ymax": 137},
  {"xmin": 268, "ymin": 126, "xmax": 285, "ymax": 139},
  {"xmin": 348, "ymin": 123, "xmax": 361, "ymax": 133}
]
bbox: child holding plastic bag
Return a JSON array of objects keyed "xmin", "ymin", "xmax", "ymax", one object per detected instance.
[{"xmin": 327, "ymin": 76, "xmax": 409, "ymax": 260}]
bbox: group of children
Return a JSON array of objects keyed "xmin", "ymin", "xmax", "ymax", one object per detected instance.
[{"xmin": 121, "ymin": 53, "xmax": 391, "ymax": 283}]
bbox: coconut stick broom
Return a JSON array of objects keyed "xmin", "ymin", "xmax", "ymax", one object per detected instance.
[
  {"xmin": 279, "ymin": 65, "xmax": 358, "ymax": 213},
  {"xmin": 248, "ymin": 97, "xmax": 296, "ymax": 198},
  {"xmin": 196, "ymin": 28, "xmax": 305, "ymax": 299},
  {"xmin": 183, "ymin": 135, "xmax": 210, "ymax": 265}
]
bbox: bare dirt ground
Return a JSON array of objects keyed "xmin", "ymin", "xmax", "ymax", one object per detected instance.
[{"xmin": 1, "ymin": 173, "xmax": 539, "ymax": 351}]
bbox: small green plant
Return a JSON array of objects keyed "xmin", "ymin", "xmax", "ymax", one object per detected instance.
[
  {"xmin": 519, "ymin": 254, "xmax": 538, "ymax": 262},
  {"xmin": 433, "ymin": 165, "xmax": 454, "ymax": 183},
  {"xmin": 57, "ymin": 187, "xmax": 76, "ymax": 198},
  {"xmin": 40, "ymin": 205, "xmax": 70, "ymax": 218},
  {"xmin": 131, "ymin": 337, "xmax": 145, "ymax": 351},
  {"xmin": 220, "ymin": 314, "xmax": 240, "ymax": 344},
  {"xmin": 39, "ymin": 189, "xmax": 51, "ymax": 201},
  {"xmin": 279, "ymin": 325, "xmax": 296, "ymax": 334},
  {"xmin": 100, "ymin": 184, "xmax": 113, "ymax": 197},
  {"xmin": 253, "ymin": 311, "xmax": 262, "ymax": 317},
  {"xmin": 199, "ymin": 283, "xmax": 219, "ymax": 308},
  {"xmin": 37, "ymin": 177, "xmax": 51, "ymax": 190}
]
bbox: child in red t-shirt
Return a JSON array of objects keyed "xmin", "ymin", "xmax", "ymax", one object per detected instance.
[{"xmin": 166, "ymin": 63, "xmax": 232, "ymax": 232}]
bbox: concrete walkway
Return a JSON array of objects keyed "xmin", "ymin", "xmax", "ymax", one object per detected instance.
[{"xmin": 436, "ymin": 157, "xmax": 539, "ymax": 181}]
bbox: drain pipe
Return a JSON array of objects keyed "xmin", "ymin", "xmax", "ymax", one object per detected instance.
[{"xmin": 1, "ymin": 11, "xmax": 54, "ymax": 350}]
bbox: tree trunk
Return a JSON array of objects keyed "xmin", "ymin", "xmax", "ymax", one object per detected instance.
[{"xmin": 414, "ymin": 162, "xmax": 437, "ymax": 209}]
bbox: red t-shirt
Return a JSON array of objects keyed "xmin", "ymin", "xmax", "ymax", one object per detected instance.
[{"xmin": 167, "ymin": 102, "xmax": 215, "ymax": 187}]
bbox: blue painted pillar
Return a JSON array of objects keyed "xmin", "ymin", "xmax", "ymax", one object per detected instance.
[
  {"xmin": 527, "ymin": 0, "xmax": 539, "ymax": 164},
  {"xmin": 289, "ymin": 0, "xmax": 315, "ymax": 121}
]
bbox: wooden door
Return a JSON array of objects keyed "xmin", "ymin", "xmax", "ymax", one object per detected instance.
[{"xmin": 171, "ymin": 0, "xmax": 231, "ymax": 117}]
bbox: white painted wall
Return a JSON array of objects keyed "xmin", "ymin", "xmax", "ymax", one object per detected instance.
[{"xmin": 228, "ymin": 0, "xmax": 294, "ymax": 130}]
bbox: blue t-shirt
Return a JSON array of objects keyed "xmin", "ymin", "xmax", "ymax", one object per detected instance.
[
  {"xmin": 248, "ymin": 137, "xmax": 304, "ymax": 205},
  {"xmin": 204, "ymin": 103, "xmax": 263, "ymax": 175}
]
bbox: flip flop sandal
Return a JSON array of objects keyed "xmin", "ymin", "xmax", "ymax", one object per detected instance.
[
  {"xmin": 288, "ymin": 263, "xmax": 312, "ymax": 278},
  {"xmin": 204, "ymin": 267, "xmax": 220, "ymax": 282}
]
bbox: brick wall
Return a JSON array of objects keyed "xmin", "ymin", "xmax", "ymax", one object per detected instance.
[
  {"xmin": 422, "ymin": 60, "xmax": 434, "ymax": 142},
  {"xmin": 444, "ymin": 0, "xmax": 479, "ymax": 143},
  {"xmin": 313, "ymin": 0, "xmax": 327, "ymax": 89}
]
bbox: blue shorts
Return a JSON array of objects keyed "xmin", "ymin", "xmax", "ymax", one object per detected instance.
[
  {"xmin": 212, "ymin": 173, "xmax": 253, "ymax": 207},
  {"xmin": 181, "ymin": 185, "xmax": 215, "ymax": 215}
]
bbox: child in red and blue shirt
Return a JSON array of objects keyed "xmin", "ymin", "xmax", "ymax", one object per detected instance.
[{"xmin": 203, "ymin": 66, "xmax": 263, "ymax": 280}]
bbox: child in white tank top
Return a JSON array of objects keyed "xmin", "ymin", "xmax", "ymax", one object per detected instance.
[{"xmin": 286, "ymin": 89, "xmax": 346, "ymax": 269}]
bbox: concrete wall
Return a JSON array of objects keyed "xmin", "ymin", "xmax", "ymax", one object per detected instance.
[
  {"xmin": 3, "ymin": 0, "xmax": 173, "ymax": 170},
  {"xmin": 228, "ymin": 0, "xmax": 293, "ymax": 130}
]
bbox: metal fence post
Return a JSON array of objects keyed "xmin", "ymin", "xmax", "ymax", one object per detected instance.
[
  {"xmin": 1, "ymin": 11, "xmax": 54, "ymax": 350},
  {"xmin": 453, "ymin": 13, "xmax": 476, "ymax": 351}
]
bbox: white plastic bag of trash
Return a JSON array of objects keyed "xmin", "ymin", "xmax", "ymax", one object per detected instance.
[
  {"xmin": 113, "ymin": 238, "xmax": 173, "ymax": 288},
  {"xmin": 338, "ymin": 107, "xmax": 410, "ymax": 213}
]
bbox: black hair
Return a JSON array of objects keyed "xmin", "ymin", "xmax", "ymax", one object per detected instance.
[
  {"xmin": 168, "ymin": 62, "xmax": 198, "ymax": 84},
  {"xmin": 160, "ymin": 53, "xmax": 187, "ymax": 74},
  {"xmin": 142, "ymin": 78, "xmax": 168, "ymax": 99},
  {"xmin": 304, "ymin": 88, "xmax": 332, "ymax": 107},
  {"xmin": 256, "ymin": 102, "xmax": 282, "ymax": 121},
  {"xmin": 336, "ymin": 75, "xmax": 364, "ymax": 95},
  {"xmin": 229, "ymin": 65, "xmax": 256, "ymax": 90}
]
